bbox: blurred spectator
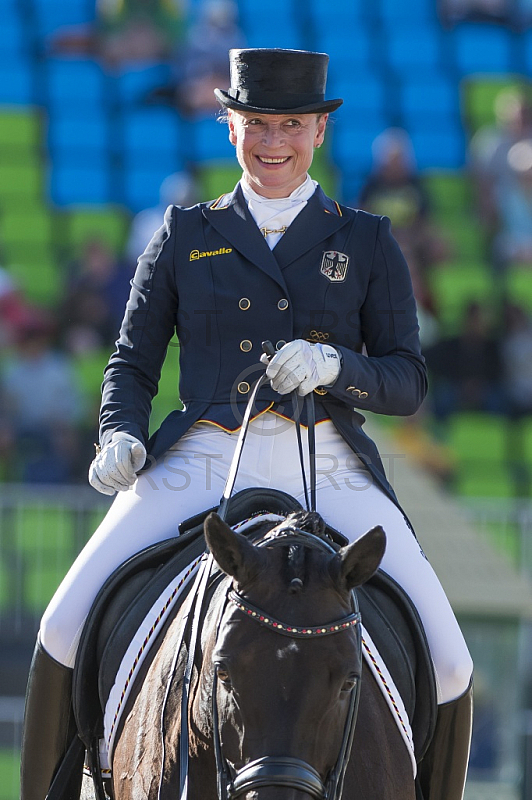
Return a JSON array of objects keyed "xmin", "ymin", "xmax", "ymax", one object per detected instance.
[
  {"xmin": 148, "ymin": 0, "xmax": 245, "ymax": 116},
  {"xmin": 126, "ymin": 170, "xmax": 199, "ymax": 263},
  {"xmin": 501, "ymin": 301, "xmax": 532, "ymax": 418},
  {"xmin": 501, "ymin": 302, "xmax": 532, "ymax": 496},
  {"xmin": 439, "ymin": 0, "xmax": 512, "ymax": 25},
  {"xmin": 358, "ymin": 128, "xmax": 448, "ymax": 342},
  {"xmin": 49, "ymin": 0, "xmax": 186, "ymax": 61},
  {"xmin": 424, "ymin": 301, "xmax": 504, "ymax": 424},
  {"xmin": 176, "ymin": 0, "xmax": 245, "ymax": 115},
  {"xmin": 468, "ymin": 85, "xmax": 532, "ymax": 254},
  {"xmin": 0, "ymin": 268, "xmax": 36, "ymax": 349},
  {"xmin": 492, "ymin": 138, "xmax": 532, "ymax": 267},
  {"xmin": 96, "ymin": 0, "xmax": 185, "ymax": 66},
  {"xmin": 0, "ymin": 312, "xmax": 86, "ymax": 483},
  {"xmin": 58, "ymin": 238, "xmax": 133, "ymax": 355}
]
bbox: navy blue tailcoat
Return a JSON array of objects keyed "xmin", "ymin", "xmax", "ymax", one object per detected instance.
[{"xmin": 100, "ymin": 184, "xmax": 427, "ymax": 506}]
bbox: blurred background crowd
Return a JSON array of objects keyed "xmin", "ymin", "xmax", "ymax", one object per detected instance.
[{"xmin": 0, "ymin": 0, "xmax": 532, "ymax": 500}]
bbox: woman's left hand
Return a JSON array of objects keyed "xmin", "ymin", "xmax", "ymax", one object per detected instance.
[{"xmin": 261, "ymin": 339, "xmax": 341, "ymax": 396}]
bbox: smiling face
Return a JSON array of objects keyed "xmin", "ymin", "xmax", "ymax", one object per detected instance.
[{"xmin": 228, "ymin": 110, "xmax": 328, "ymax": 198}]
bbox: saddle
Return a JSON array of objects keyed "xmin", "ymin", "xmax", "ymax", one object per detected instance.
[{"xmin": 73, "ymin": 487, "xmax": 437, "ymax": 789}]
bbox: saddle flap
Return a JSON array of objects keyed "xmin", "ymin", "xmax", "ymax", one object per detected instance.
[{"xmin": 359, "ymin": 570, "xmax": 437, "ymax": 760}]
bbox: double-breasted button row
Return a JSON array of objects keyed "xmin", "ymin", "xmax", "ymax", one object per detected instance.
[
  {"xmin": 346, "ymin": 386, "xmax": 369, "ymax": 399},
  {"xmin": 239, "ymin": 297, "xmax": 289, "ymax": 312}
]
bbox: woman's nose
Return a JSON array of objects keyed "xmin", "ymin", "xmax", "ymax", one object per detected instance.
[{"xmin": 262, "ymin": 126, "xmax": 284, "ymax": 146}]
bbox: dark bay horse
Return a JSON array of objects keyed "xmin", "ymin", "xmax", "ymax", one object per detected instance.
[{"xmin": 109, "ymin": 511, "xmax": 416, "ymax": 799}]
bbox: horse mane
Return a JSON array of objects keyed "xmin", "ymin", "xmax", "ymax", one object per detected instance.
[{"xmin": 268, "ymin": 511, "xmax": 328, "ymax": 595}]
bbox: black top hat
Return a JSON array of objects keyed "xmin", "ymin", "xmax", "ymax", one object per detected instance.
[{"xmin": 214, "ymin": 48, "xmax": 343, "ymax": 115}]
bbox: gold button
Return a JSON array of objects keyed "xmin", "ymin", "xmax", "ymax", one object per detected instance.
[
  {"xmin": 240, "ymin": 339, "xmax": 252, "ymax": 352},
  {"xmin": 239, "ymin": 298, "xmax": 251, "ymax": 310},
  {"xmin": 276, "ymin": 340, "xmax": 287, "ymax": 350},
  {"xmin": 277, "ymin": 298, "xmax": 289, "ymax": 311},
  {"xmin": 347, "ymin": 386, "xmax": 361, "ymax": 396},
  {"xmin": 359, "ymin": 391, "xmax": 368, "ymax": 399},
  {"xmin": 237, "ymin": 381, "xmax": 250, "ymax": 394},
  {"xmin": 314, "ymin": 387, "xmax": 328, "ymax": 396}
]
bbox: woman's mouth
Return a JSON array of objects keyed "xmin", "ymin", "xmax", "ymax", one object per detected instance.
[{"xmin": 256, "ymin": 156, "xmax": 291, "ymax": 164}]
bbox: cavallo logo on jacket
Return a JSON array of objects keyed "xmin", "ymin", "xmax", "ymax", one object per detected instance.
[
  {"xmin": 320, "ymin": 251, "xmax": 349, "ymax": 282},
  {"xmin": 189, "ymin": 247, "xmax": 233, "ymax": 260}
]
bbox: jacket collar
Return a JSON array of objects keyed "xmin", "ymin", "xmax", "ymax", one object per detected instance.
[{"xmin": 203, "ymin": 183, "xmax": 350, "ymax": 285}]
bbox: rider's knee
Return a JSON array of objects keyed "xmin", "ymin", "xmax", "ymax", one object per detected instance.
[
  {"xmin": 436, "ymin": 652, "xmax": 473, "ymax": 705},
  {"xmin": 39, "ymin": 610, "xmax": 75, "ymax": 668}
]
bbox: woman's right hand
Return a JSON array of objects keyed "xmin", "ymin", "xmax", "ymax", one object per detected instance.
[{"xmin": 88, "ymin": 432, "xmax": 147, "ymax": 495}]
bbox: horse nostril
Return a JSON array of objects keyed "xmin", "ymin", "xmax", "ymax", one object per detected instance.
[{"xmin": 289, "ymin": 578, "xmax": 303, "ymax": 594}]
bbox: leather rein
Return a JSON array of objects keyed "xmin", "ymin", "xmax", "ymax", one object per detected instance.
[{"xmin": 162, "ymin": 347, "xmax": 363, "ymax": 800}]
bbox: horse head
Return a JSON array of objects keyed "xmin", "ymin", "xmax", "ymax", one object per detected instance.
[{"xmin": 202, "ymin": 511, "xmax": 386, "ymax": 800}]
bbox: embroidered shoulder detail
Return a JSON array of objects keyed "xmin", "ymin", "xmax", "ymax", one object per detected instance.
[
  {"xmin": 324, "ymin": 200, "xmax": 343, "ymax": 216},
  {"xmin": 210, "ymin": 194, "xmax": 230, "ymax": 210}
]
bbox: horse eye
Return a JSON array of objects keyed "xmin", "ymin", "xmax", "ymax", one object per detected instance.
[
  {"xmin": 216, "ymin": 665, "xmax": 232, "ymax": 686},
  {"xmin": 341, "ymin": 675, "xmax": 358, "ymax": 693}
]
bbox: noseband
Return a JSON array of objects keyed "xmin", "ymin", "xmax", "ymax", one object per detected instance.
[{"xmin": 211, "ymin": 529, "xmax": 363, "ymax": 800}]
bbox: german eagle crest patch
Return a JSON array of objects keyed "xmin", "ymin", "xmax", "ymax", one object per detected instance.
[{"xmin": 320, "ymin": 251, "xmax": 349, "ymax": 282}]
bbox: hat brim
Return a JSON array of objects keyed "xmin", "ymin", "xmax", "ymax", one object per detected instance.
[{"xmin": 214, "ymin": 88, "xmax": 343, "ymax": 115}]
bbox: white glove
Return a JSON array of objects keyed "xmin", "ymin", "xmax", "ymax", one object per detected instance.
[
  {"xmin": 261, "ymin": 339, "xmax": 341, "ymax": 396},
  {"xmin": 88, "ymin": 432, "xmax": 147, "ymax": 495}
]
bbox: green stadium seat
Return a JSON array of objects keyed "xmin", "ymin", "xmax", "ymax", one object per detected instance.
[
  {"xmin": 504, "ymin": 267, "xmax": 532, "ymax": 312},
  {"xmin": 196, "ymin": 162, "xmax": 242, "ymax": 200},
  {"xmin": 309, "ymin": 144, "xmax": 338, "ymax": 198},
  {"xmin": 24, "ymin": 563, "xmax": 72, "ymax": 612},
  {"xmin": 0, "ymin": 559, "xmax": 9, "ymax": 609},
  {"xmin": 447, "ymin": 412, "xmax": 507, "ymax": 463},
  {"xmin": 444, "ymin": 216, "xmax": 487, "ymax": 261},
  {"xmin": 429, "ymin": 261, "xmax": 494, "ymax": 333},
  {"xmin": 461, "ymin": 76, "xmax": 524, "ymax": 135},
  {"xmin": 422, "ymin": 170, "xmax": 474, "ymax": 215},
  {"xmin": 6, "ymin": 253, "xmax": 61, "ymax": 306},
  {"xmin": 454, "ymin": 459, "xmax": 515, "ymax": 499},
  {"xmin": 0, "ymin": 109, "xmax": 41, "ymax": 150},
  {"xmin": 14, "ymin": 507, "xmax": 75, "ymax": 555},
  {"xmin": 74, "ymin": 348, "xmax": 109, "ymax": 397},
  {"xmin": 67, "ymin": 207, "xmax": 130, "ymax": 255},
  {"xmin": 446, "ymin": 413, "xmax": 514, "ymax": 499},
  {"xmin": 150, "ymin": 335, "xmax": 182, "ymax": 433},
  {"xmin": 0, "ymin": 163, "xmax": 43, "ymax": 203},
  {"xmin": 0, "ymin": 207, "xmax": 54, "ymax": 247}
]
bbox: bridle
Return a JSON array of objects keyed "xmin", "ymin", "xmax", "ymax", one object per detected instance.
[
  {"xmin": 166, "ymin": 353, "xmax": 363, "ymax": 800},
  {"xmin": 211, "ymin": 528, "xmax": 363, "ymax": 800}
]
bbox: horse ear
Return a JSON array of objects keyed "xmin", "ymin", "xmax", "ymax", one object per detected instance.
[
  {"xmin": 329, "ymin": 526, "xmax": 386, "ymax": 592},
  {"xmin": 204, "ymin": 512, "xmax": 265, "ymax": 585}
]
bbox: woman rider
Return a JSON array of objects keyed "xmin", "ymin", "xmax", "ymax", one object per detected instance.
[{"xmin": 21, "ymin": 48, "xmax": 473, "ymax": 800}]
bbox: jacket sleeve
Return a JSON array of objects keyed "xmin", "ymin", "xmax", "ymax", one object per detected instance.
[
  {"xmin": 99, "ymin": 205, "xmax": 179, "ymax": 448},
  {"xmin": 326, "ymin": 215, "xmax": 428, "ymax": 416}
]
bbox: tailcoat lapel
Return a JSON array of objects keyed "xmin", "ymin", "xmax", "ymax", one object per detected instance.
[
  {"xmin": 203, "ymin": 184, "xmax": 289, "ymax": 292},
  {"xmin": 272, "ymin": 185, "xmax": 351, "ymax": 269}
]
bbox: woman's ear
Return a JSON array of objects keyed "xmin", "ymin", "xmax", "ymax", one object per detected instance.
[
  {"xmin": 315, "ymin": 113, "xmax": 328, "ymax": 147},
  {"xmin": 228, "ymin": 112, "xmax": 238, "ymax": 146}
]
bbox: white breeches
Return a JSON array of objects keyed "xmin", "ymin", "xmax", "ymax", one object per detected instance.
[{"xmin": 40, "ymin": 413, "xmax": 472, "ymax": 703}]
